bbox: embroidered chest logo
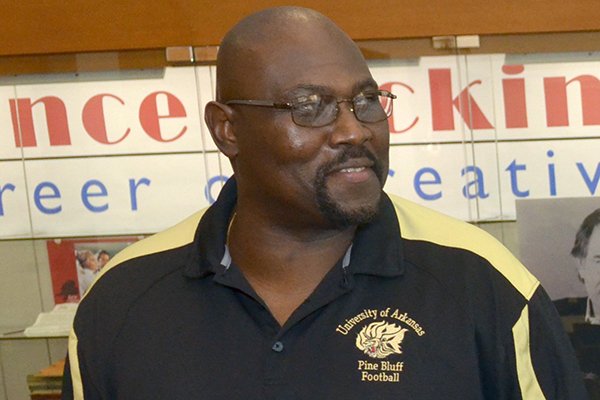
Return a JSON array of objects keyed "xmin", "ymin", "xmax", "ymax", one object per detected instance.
[
  {"xmin": 336, "ymin": 308, "xmax": 426, "ymax": 383},
  {"xmin": 356, "ymin": 321, "xmax": 407, "ymax": 359}
]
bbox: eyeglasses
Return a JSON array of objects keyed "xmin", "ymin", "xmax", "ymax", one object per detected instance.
[{"xmin": 225, "ymin": 89, "xmax": 397, "ymax": 128}]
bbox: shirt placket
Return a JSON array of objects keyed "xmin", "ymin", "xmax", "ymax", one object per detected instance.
[
  {"xmin": 263, "ymin": 264, "xmax": 355, "ymax": 399},
  {"xmin": 213, "ymin": 251, "xmax": 355, "ymax": 399}
]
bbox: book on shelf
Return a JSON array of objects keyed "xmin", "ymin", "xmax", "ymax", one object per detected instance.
[{"xmin": 27, "ymin": 359, "xmax": 65, "ymax": 400}]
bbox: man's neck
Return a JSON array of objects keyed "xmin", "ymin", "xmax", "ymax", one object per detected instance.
[{"xmin": 226, "ymin": 208, "xmax": 356, "ymax": 325}]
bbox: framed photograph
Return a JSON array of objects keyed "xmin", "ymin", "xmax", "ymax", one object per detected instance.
[
  {"xmin": 518, "ymin": 197, "xmax": 600, "ymax": 388},
  {"xmin": 516, "ymin": 197, "xmax": 600, "ymax": 318},
  {"xmin": 46, "ymin": 237, "xmax": 140, "ymax": 304}
]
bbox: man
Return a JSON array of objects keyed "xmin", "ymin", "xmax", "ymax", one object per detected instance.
[
  {"xmin": 96, "ymin": 250, "xmax": 111, "ymax": 272},
  {"xmin": 571, "ymin": 208, "xmax": 600, "ymax": 325},
  {"xmin": 62, "ymin": 7, "xmax": 587, "ymax": 399},
  {"xmin": 570, "ymin": 209, "xmax": 600, "ymax": 397},
  {"xmin": 76, "ymin": 250, "xmax": 100, "ymax": 296}
]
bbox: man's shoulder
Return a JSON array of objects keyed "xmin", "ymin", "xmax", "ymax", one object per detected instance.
[
  {"xmin": 72, "ymin": 209, "xmax": 209, "ymax": 344},
  {"xmin": 81, "ymin": 208, "xmax": 208, "ymax": 300},
  {"xmin": 387, "ymin": 193, "xmax": 499, "ymax": 249},
  {"xmin": 107, "ymin": 209, "xmax": 207, "ymax": 271},
  {"xmin": 387, "ymin": 194, "xmax": 481, "ymax": 235},
  {"xmin": 387, "ymin": 193, "xmax": 539, "ymax": 300}
]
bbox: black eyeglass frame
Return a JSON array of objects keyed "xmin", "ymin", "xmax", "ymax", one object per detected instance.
[{"xmin": 224, "ymin": 89, "xmax": 397, "ymax": 127}]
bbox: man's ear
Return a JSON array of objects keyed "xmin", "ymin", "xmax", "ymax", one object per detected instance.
[
  {"xmin": 204, "ymin": 101, "xmax": 238, "ymax": 158},
  {"xmin": 576, "ymin": 258, "xmax": 586, "ymax": 280}
]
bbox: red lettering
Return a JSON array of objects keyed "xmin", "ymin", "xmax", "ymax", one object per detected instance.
[
  {"xmin": 379, "ymin": 82, "xmax": 418, "ymax": 134},
  {"xmin": 10, "ymin": 97, "xmax": 71, "ymax": 147},
  {"xmin": 82, "ymin": 94, "xmax": 130, "ymax": 144},
  {"xmin": 502, "ymin": 65, "xmax": 528, "ymax": 128},
  {"xmin": 139, "ymin": 92, "xmax": 187, "ymax": 142},
  {"xmin": 544, "ymin": 75, "xmax": 600, "ymax": 127},
  {"xmin": 429, "ymin": 69, "xmax": 454, "ymax": 131},
  {"xmin": 452, "ymin": 81, "xmax": 493, "ymax": 130},
  {"xmin": 429, "ymin": 68, "xmax": 493, "ymax": 131},
  {"xmin": 544, "ymin": 77, "xmax": 568, "ymax": 126}
]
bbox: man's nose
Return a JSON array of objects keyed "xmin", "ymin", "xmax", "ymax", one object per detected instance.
[{"xmin": 328, "ymin": 101, "xmax": 372, "ymax": 146}]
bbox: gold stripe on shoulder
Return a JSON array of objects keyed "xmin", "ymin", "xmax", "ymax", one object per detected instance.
[
  {"xmin": 512, "ymin": 305, "xmax": 547, "ymax": 398},
  {"xmin": 81, "ymin": 208, "xmax": 207, "ymax": 300},
  {"xmin": 68, "ymin": 329, "xmax": 84, "ymax": 400},
  {"xmin": 388, "ymin": 194, "xmax": 539, "ymax": 300},
  {"xmin": 68, "ymin": 208, "xmax": 208, "ymax": 398}
]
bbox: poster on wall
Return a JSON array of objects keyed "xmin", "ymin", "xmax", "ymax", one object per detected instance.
[
  {"xmin": 516, "ymin": 197, "xmax": 600, "ymax": 319},
  {"xmin": 517, "ymin": 196, "xmax": 600, "ymax": 385},
  {"xmin": 46, "ymin": 237, "xmax": 140, "ymax": 304}
]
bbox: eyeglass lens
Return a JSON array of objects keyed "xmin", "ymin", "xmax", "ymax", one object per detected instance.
[{"xmin": 291, "ymin": 93, "xmax": 393, "ymax": 127}]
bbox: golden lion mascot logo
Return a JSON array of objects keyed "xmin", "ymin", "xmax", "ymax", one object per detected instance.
[{"xmin": 355, "ymin": 321, "xmax": 408, "ymax": 359}]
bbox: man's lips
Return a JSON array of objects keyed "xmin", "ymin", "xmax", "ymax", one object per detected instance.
[
  {"xmin": 315, "ymin": 146, "xmax": 384, "ymax": 187},
  {"xmin": 327, "ymin": 158, "xmax": 375, "ymax": 174},
  {"xmin": 339, "ymin": 166, "xmax": 368, "ymax": 173}
]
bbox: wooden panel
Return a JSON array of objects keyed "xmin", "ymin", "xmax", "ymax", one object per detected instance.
[
  {"xmin": 1, "ymin": 0, "xmax": 600, "ymax": 57},
  {"xmin": 358, "ymin": 31, "xmax": 600, "ymax": 59},
  {"xmin": 0, "ymin": 50, "xmax": 165, "ymax": 77},
  {"xmin": 2, "ymin": 30, "xmax": 600, "ymax": 77}
]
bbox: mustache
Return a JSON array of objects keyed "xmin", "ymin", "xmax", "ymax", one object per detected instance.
[{"xmin": 320, "ymin": 146, "xmax": 384, "ymax": 183}]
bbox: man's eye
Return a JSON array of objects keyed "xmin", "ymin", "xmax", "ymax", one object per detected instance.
[
  {"xmin": 355, "ymin": 92, "xmax": 380, "ymax": 106},
  {"xmin": 294, "ymin": 95, "xmax": 322, "ymax": 115},
  {"xmin": 294, "ymin": 102, "xmax": 318, "ymax": 114}
]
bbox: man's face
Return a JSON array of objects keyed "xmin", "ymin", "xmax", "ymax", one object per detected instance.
[
  {"xmin": 84, "ymin": 254, "xmax": 100, "ymax": 272},
  {"xmin": 578, "ymin": 225, "xmax": 600, "ymax": 314},
  {"xmin": 231, "ymin": 31, "xmax": 389, "ymax": 229},
  {"xmin": 98, "ymin": 253, "xmax": 110, "ymax": 269}
]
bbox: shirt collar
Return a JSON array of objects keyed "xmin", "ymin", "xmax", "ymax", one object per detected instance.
[
  {"xmin": 183, "ymin": 177, "xmax": 405, "ymax": 279},
  {"xmin": 586, "ymin": 297, "xmax": 600, "ymax": 325},
  {"xmin": 347, "ymin": 192, "xmax": 405, "ymax": 277},
  {"xmin": 183, "ymin": 177, "xmax": 237, "ymax": 278}
]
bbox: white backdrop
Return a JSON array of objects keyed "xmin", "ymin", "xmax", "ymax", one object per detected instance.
[{"xmin": 1, "ymin": 53, "xmax": 599, "ymax": 238}]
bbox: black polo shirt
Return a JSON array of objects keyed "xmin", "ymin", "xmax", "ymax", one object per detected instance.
[{"xmin": 63, "ymin": 178, "xmax": 587, "ymax": 400}]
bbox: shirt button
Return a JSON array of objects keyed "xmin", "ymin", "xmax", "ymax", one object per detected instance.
[{"xmin": 272, "ymin": 341, "xmax": 284, "ymax": 352}]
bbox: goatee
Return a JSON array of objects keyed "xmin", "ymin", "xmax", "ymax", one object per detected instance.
[{"xmin": 314, "ymin": 146, "xmax": 385, "ymax": 228}]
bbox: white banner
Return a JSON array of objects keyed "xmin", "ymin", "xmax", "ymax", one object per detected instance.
[
  {"xmin": 1, "ymin": 53, "xmax": 599, "ymax": 238},
  {"xmin": 0, "ymin": 153, "xmax": 232, "ymax": 238},
  {"xmin": 371, "ymin": 54, "xmax": 600, "ymax": 143},
  {"xmin": 385, "ymin": 139, "xmax": 600, "ymax": 221},
  {"xmin": 1, "ymin": 67, "xmax": 215, "ymax": 159}
]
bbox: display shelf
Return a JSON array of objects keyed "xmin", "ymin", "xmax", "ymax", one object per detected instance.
[{"xmin": 0, "ymin": 328, "xmax": 67, "ymax": 341}]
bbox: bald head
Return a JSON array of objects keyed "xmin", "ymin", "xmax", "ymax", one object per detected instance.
[
  {"xmin": 216, "ymin": 7, "xmax": 367, "ymax": 102},
  {"xmin": 205, "ymin": 7, "xmax": 389, "ymax": 231}
]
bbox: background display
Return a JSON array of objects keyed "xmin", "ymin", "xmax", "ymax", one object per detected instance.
[{"xmin": 1, "ymin": 51, "xmax": 599, "ymax": 399}]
